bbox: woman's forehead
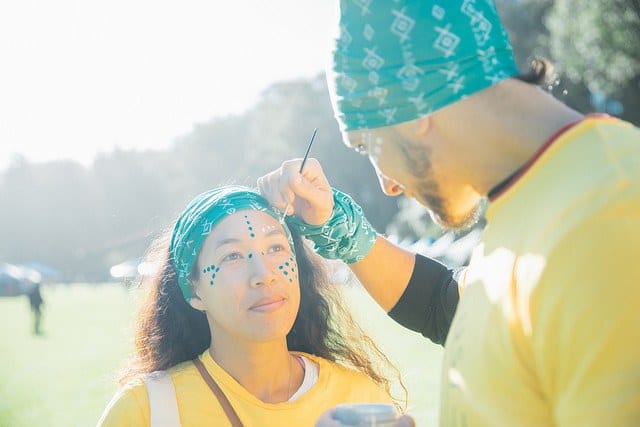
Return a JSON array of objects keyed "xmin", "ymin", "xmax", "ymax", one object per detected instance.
[{"xmin": 208, "ymin": 210, "xmax": 283, "ymax": 242}]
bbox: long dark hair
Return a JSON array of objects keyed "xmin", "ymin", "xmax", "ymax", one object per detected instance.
[
  {"xmin": 119, "ymin": 228, "xmax": 404, "ymax": 403},
  {"xmin": 515, "ymin": 56, "xmax": 555, "ymax": 86}
]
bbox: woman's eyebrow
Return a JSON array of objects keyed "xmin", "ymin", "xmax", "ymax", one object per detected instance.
[
  {"xmin": 213, "ymin": 237, "xmax": 241, "ymax": 249},
  {"xmin": 265, "ymin": 229, "xmax": 286, "ymax": 238}
]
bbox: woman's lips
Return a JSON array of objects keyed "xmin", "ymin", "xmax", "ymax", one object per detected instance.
[{"xmin": 249, "ymin": 297, "xmax": 285, "ymax": 312}]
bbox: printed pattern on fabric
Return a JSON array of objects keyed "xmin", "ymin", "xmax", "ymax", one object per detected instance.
[
  {"xmin": 287, "ymin": 189, "xmax": 377, "ymax": 264},
  {"xmin": 328, "ymin": 0, "xmax": 519, "ymax": 131}
]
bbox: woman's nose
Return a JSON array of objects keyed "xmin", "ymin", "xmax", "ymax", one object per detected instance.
[{"xmin": 249, "ymin": 254, "xmax": 277, "ymax": 287}]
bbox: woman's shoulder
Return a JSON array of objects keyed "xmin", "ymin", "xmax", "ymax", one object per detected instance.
[
  {"xmin": 166, "ymin": 358, "xmax": 202, "ymax": 387},
  {"xmin": 297, "ymin": 353, "xmax": 390, "ymax": 398},
  {"xmin": 97, "ymin": 378, "xmax": 150, "ymax": 426},
  {"xmin": 98, "ymin": 361, "xmax": 199, "ymax": 427}
]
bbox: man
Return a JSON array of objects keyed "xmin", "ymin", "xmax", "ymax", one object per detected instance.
[{"xmin": 259, "ymin": 1, "xmax": 640, "ymax": 426}]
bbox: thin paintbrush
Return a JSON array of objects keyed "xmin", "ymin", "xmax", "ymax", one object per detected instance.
[{"xmin": 280, "ymin": 128, "xmax": 318, "ymax": 223}]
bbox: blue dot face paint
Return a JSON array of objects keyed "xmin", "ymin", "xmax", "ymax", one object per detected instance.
[
  {"xmin": 203, "ymin": 264, "xmax": 218, "ymax": 286},
  {"xmin": 248, "ymin": 253, "xmax": 253, "ymax": 259},
  {"xmin": 244, "ymin": 215, "xmax": 256, "ymax": 238},
  {"xmin": 277, "ymin": 256, "xmax": 298, "ymax": 284},
  {"xmin": 289, "ymin": 257, "xmax": 297, "ymax": 282}
]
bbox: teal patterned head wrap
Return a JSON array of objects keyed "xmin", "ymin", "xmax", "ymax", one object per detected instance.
[
  {"xmin": 170, "ymin": 185, "xmax": 294, "ymax": 302},
  {"xmin": 327, "ymin": 0, "xmax": 519, "ymax": 131}
]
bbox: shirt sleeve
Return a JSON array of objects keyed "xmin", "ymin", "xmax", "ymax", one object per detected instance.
[
  {"xmin": 533, "ymin": 211, "xmax": 640, "ymax": 426},
  {"xmin": 387, "ymin": 254, "xmax": 460, "ymax": 346}
]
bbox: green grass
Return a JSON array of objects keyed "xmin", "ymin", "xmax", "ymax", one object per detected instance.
[
  {"xmin": 0, "ymin": 284, "xmax": 137, "ymax": 427},
  {"xmin": 341, "ymin": 285, "xmax": 444, "ymax": 425},
  {"xmin": 0, "ymin": 283, "xmax": 443, "ymax": 426}
]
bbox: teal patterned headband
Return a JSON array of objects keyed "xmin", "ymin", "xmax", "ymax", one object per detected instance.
[
  {"xmin": 170, "ymin": 186, "xmax": 294, "ymax": 302},
  {"xmin": 327, "ymin": 0, "xmax": 519, "ymax": 131}
]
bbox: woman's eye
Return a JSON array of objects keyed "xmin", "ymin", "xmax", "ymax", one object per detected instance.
[
  {"xmin": 354, "ymin": 144, "xmax": 368, "ymax": 156},
  {"xmin": 267, "ymin": 244, "xmax": 286, "ymax": 254},
  {"xmin": 221, "ymin": 252, "xmax": 243, "ymax": 262}
]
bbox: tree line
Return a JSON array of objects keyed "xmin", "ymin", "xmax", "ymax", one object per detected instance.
[{"xmin": 1, "ymin": 0, "xmax": 637, "ymax": 282}]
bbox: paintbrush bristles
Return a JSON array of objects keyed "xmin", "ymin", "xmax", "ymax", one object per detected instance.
[{"xmin": 280, "ymin": 128, "xmax": 318, "ymax": 223}]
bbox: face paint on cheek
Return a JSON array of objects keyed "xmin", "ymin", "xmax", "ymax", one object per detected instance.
[
  {"xmin": 202, "ymin": 264, "xmax": 221, "ymax": 286},
  {"xmin": 281, "ymin": 256, "xmax": 298, "ymax": 284},
  {"xmin": 244, "ymin": 215, "xmax": 256, "ymax": 238},
  {"xmin": 371, "ymin": 136, "xmax": 384, "ymax": 161}
]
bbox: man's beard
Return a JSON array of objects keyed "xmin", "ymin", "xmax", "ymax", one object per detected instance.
[
  {"xmin": 421, "ymin": 193, "xmax": 484, "ymax": 232},
  {"xmin": 397, "ymin": 138, "xmax": 483, "ymax": 231}
]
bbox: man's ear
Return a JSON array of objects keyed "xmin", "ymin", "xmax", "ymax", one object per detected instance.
[
  {"xmin": 395, "ymin": 115, "xmax": 431, "ymax": 144},
  {"xmin": 189, "ymin": 286, "xmax": 206, "ymax": 311},
  {"xmin": 415, "ymin": 115, "xmax": 431, "ymax": 137}
]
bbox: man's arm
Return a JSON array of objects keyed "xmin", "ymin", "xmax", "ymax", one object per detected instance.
[
  {"xmin": 258, "ymin": 158, "xmax": 461, "ymax": 345},
  {"xmin": 348, "ymin": 235, "xmax": 415, "ymax": 312},
  {"xmin": 351, "ymin": 236, "xmax": 460, "ymax": 345}
]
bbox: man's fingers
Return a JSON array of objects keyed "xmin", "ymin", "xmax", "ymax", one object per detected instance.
[
  {"xmin": 257, "ymin": 173, "xmax": 292, "ymax": 211},
  {"xmin": 290, "ymin": 158, "xmax": 331, "ymax": 198},
  {"xmin": 258, "ymin": 158, "xmax": 333, "ymax": 221},
  {"xmin": 275, "ymin": 158, "xmax": 330, "ymax": 207}
]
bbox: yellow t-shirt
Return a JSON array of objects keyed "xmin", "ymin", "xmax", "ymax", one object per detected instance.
[
  {"xmin": 441, "ymin": 116, "xmax": 640, "ymax": 426},
  {"xmin": 98, "ymin": 351, "xmax": 393, "ymax": 426}
]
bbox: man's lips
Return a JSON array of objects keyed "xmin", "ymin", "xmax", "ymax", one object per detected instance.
[{"xmin": 249, "ymin": 297, "xmax": 286, "ymax": 312}]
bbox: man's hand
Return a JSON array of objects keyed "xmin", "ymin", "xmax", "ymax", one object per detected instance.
[{"xmin": 257, "ymin": 158, "xmax": 334, "ymax": 225}]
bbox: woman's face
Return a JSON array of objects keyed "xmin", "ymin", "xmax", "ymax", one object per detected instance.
[{"xmin": 191, "ymin": 210, "xmax": 300, "ymax": 344}]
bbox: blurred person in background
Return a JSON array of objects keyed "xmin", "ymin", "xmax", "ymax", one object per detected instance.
[
  {"xmin": 262, "ymin": 0, "xmax": 640, "ymax": 425},
  {"xmin": 98, "ymin": 185, "xmax": 407, "ymax": 426},
  {"xmin": 27, "ymin": 281, "xmax": 44, "ymax": 335}
]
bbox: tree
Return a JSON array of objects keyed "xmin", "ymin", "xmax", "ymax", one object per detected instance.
[
  {"xmin": 546, "ymin": 0, "xmax": 640, "ymax": 122},
  {"xmin": 0, "ymin": 75, "xmax": 400, "ymax": 282}
]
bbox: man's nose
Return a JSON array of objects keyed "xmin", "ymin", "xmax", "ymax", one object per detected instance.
[{"xmin": 378, "ymin": 174, "xmax": 404, "ymax": 196}]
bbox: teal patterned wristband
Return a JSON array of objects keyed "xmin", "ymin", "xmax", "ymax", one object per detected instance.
[{"xmin": 286, "ymin": 188, "xmax": 377, "ymax": 264}]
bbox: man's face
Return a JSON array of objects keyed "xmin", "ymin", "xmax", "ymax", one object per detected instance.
[{"xmin": 344, "ymin": 123, "xmax": 482, "ymax": 231}]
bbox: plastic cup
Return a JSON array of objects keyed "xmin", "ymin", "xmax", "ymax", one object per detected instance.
[{"xmin": 331, "ymin": 403, "xmax": 402, "ymax": 426}]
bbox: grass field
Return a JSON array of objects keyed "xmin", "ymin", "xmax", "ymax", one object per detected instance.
[{"xmin": 0, "ymin": 283, "xmax": 443, "ymax": 426}]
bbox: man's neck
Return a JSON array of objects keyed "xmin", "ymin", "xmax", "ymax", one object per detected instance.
[{"xmin": 437, "ymin": 79, "xmax": 584, "ymax": 196}]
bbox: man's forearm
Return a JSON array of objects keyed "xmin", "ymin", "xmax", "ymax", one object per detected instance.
[{"xmin": 348, "ymin": 235, "xmax": 418, "ymax": 312}]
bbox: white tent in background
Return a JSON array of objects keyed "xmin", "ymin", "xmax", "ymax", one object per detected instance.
[
  {"xmin": 110, "ymin": 258, "xmax": 160, "ymax": 281},
  {"xmin": 0, "ymin": 263, "xmax": 41, "ymax": 297}
]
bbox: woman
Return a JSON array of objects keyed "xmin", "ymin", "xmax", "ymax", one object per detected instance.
[{"xmin": 98, "ymin": 185, "xmax": 402, "ymax": 426}]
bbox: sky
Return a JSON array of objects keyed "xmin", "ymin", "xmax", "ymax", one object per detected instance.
[{"xmin": 0, "ymin": 0, "xmax": 335, "ymax": 171}]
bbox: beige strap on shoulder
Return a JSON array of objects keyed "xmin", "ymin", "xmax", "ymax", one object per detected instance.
[{"xmin": 143, "ymin": 371, "xmax": 181, "ymax": 427}]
